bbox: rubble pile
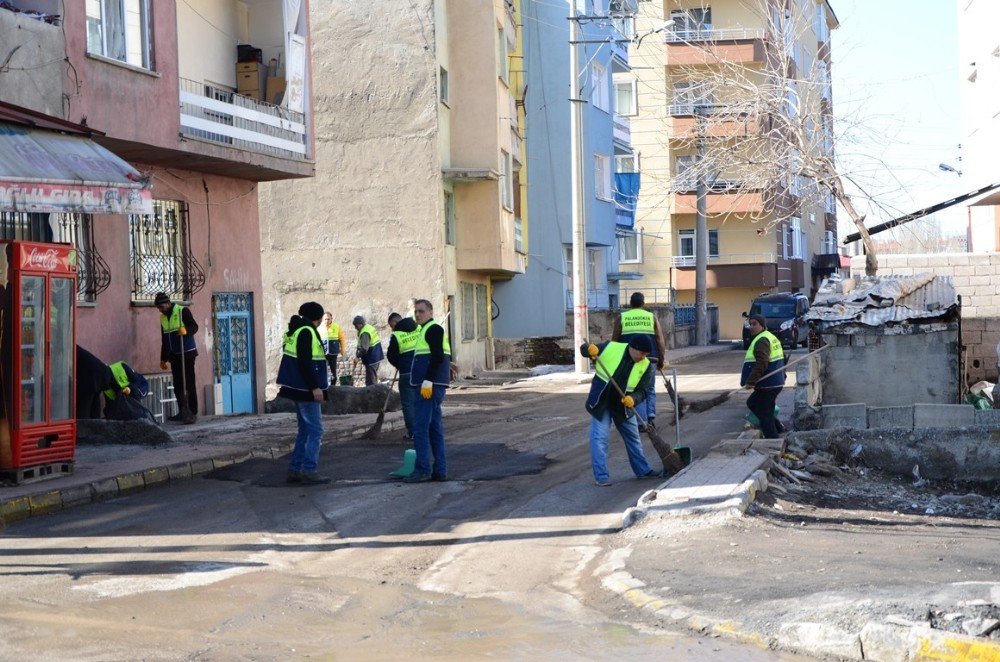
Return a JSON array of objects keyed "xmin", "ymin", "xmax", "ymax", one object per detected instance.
[{"xmin": 765, "ymin": 439, "xmax": 1000, "ymax": 521}]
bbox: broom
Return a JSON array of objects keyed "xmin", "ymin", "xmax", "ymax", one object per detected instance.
[
  {"xmin": 591, "ymin": 349, "xmax": 686, "ymax": 476},
  {"xmin": 360, "ymin": 369, "xmax": 399, "ymax": 440}
]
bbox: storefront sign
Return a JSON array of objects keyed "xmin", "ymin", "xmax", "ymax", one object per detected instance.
[{"xmin": 0, "ymin": 181, "xmax": 153, "ymax": 215}]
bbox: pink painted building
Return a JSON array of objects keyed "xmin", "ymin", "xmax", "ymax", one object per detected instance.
[{"xmin": 0, "ymin": 0, "xmax": 314, "ymax": 417}]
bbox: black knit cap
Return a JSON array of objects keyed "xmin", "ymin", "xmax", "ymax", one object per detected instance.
[
  {"xmin": 298, "ymin": 301, "xmax": 324, "ymax": 322},
  {"xmin": 627, "ymin": 335, "xmax": 654, "ymax": 354},
  {"xmin": 748, "ymin": 313, "xmax": 767, "ymax": 328},
  {"xmin": 154, "ymin": 292, "xmax": 171, "ymax": 306}
]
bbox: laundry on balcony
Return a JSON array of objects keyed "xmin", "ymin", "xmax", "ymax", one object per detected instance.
[{"xmin": 614, "ymin": 172, "xmax": 640, "ymax": 227}]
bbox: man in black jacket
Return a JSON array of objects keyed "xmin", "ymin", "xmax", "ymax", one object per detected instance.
[
  {"xmin": 276, "ymin": 302, "xmax": 331, "ymax": 485},
  {"xmin": 155, "ymin": 292, "xmax": 199, "ymax": 423}
]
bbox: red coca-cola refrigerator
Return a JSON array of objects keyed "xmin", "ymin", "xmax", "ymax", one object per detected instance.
[{"xmin": 0, "ymin": 241, "xmax": 77, "ymax": 483}]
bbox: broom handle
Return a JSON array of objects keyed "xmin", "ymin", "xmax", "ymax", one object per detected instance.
[
  {"xmin": 378, "ymin": 370, "xmax": 399, "ymax": 413},
  {"xmin": 750, "ymin": 343, "xmax": 830, "ymax": 386}
]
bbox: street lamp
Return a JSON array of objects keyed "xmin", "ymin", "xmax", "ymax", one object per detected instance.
[{"xmin": 939, "ymin": 163, "xmax": 963, "ymax": 176}]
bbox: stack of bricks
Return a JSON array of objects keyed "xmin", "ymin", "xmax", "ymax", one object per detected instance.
[{"xmin": 492, "ymin": 336, "xmax": 574, "ymax": 368}]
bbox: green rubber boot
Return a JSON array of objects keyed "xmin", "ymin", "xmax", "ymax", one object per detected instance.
[{"xmin": 389, "ymin": 449, "xmax": 416, "ymax": 479}]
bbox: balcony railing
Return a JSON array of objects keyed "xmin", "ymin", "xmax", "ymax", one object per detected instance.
[
  {"xmin": 613, "ymin": 114, "xmax": 631, "ymax": 144},
  {"xmin": 664, "ymin": 27, "xmax": 766, "ymax": 43},
  {"xmin": 667, "ymin": 103, "xmax": 722, "ymax": 117},
  {"xmin": 672, "ymin": 178, "xmax": 745, "ymax": 193},
  {"xmin": 179, "ymin": 78, "xmax": 307, "ymax": 160},
  {"xmin": 670, "ymin": 252, "xmax": 775, "ymax": 267}
]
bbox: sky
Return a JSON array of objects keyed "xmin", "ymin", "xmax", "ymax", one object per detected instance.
[{"xmin": 830, "ymin": 0, "xmax": 965, "ymax": 240}]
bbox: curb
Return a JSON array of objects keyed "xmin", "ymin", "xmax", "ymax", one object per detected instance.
[
  {"xmin": 601, "ymin": 568, "xmax": 1000, "ymax": 661},
  {"xmin": 0, "ymin": 418, "xmax": 404, "ymax": 524}
]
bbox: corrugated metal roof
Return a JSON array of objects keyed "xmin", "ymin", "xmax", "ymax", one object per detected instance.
[
  {"xmin": 0, "ymin": 122, "xmax": 140, "ymax": 187},
  {"xmin": 805, "ymin": 274, "xmax": 958, "ymax": 328}
]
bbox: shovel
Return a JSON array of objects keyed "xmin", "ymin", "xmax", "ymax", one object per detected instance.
[
  {"xmin": 591, "ymin": 349, "xmax": 686, "ymax": 476},
  {"xmin": 177, "ymin": 325, "xmax": 196, "ymax": 424},
  {"xmin": 360, "ymin": 369, "xmax": 399, "ymax": 440}
]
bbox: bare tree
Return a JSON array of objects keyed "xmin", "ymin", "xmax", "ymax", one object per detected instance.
[{"xmin": 643, "ymin": 0, "xmax": 883, "ymax": 276}]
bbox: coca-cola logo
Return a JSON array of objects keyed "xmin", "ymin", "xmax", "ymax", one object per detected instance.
[{"xmin": 24, "ymin": 247, "xmax": 59, "ymax": 271}]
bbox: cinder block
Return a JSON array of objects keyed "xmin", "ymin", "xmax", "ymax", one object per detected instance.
[
  {"xmin": 973, "ymin": 408, "xmax": 1000, "ymax": 427},
  {"xmin": 954, "ymin": 265, "xmax": 977, "ymax": 276},
  {"xmin": 796, "ymin": 362, "xmax": 811, "ymax": 385},
  {"xmin": 821, "ymin": 403, "xmax": 868, "ymax": 429},
  {"xmin": 913, "ymin": 404, "xmax": 975, "ymax": 428},
  {"xmin": 794, "ymin": 385, "xmax": 809, "ymax": 406},
  {"xmin": 867, "ymin": 406, "xmax": 914, "ymax": 430}
]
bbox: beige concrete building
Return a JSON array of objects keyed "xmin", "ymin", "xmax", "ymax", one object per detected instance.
[
  {"xmin": 259, "ymin": 0, "xmax": 522, "ymax": 385},
  {"xmin": 625, "ymin": 0, "xmax": 838, "ymax": 340}
]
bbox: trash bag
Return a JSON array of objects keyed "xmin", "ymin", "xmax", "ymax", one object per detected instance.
[{"xmin": 104, "ymin": 394, "xmax": 157, "ymax": 424}]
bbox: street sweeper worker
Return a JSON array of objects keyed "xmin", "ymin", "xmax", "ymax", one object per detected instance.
[{"xmin": 580, "ymin": 337, "xmax": 659, "ymax": 487}]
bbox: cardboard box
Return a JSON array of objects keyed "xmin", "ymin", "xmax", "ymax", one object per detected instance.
[
  {"xmin": 265, "ymin": 76, "xmax": 286, "ymax": 105},
  {"xmin": 235, "ymin": 62, "xmax": 260, "ymax": 74}
]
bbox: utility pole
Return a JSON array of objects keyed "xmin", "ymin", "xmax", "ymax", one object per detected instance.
[
  {"xmin": 570, "ymin": 1, "xmax": 590, "ymax": 373},
  {"xmin": 695, "ymin": 105, "xmax": 708, "ymax": 345}
]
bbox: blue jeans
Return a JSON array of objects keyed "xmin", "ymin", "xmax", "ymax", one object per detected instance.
[
  {"xmin": 638, "ymin": 378, "xmax": 656, "ymax": 422},
  {"xmin": 289, "ymin": 400, "xmax": 324, "ymax": 473},
  {"xmin": 589, "ymin": 409, "xmax": 653, "ymax": 482},
  {"xmin": 413, "ymin": 385, "xmax": 447, "ymax": 477},
  {"xmin": 399, "ymin": 376, "xmax": 417, "ymax": 436}
]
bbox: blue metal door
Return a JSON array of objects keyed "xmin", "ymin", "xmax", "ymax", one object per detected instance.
[{"xmin": 213, "ymin": 292, "xmax": 255, "ymax": 414}]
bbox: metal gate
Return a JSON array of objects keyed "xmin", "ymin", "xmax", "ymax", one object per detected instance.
[{"xmin": 213, "ymin": 292, "xmax": 255, "ymax": 414}]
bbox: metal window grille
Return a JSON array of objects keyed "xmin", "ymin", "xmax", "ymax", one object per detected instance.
[
  {"xmin": 475, "ymin": 284, "xmax": 488, "ymax": 340},
  {"xmin": 129, "ymin": 200, "xmax": 206, "ymax": 303},
  {"xmin": 0, "ymin": 212, "xmax": 111, "ymax": 302},
  {"xmin": 53, "ymin": 213, "xmax": 111, "ymax": 302},
  {"xmin": 460, "ymin": 282, "xmax": 475, "ymax": 341}
]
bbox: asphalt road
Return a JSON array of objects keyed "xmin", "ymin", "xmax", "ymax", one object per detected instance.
[{"xmin": 0, "ymin": 355, "xmax": 807, "ymax": 660}]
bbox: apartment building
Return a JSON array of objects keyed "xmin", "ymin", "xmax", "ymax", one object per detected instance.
[
  {"xmin": 492, "ymin": 0, "xmax": 641, "ymax": 338},
  {"xmin": 0, "ymin": 0, "xmax": 314, "ymax": 416},
  {"xmin": 626, "ymin": 0, "xmax": 838, "ymax": 340},
  {"xmin": 259, "ymin": 0, "xmax": 522, "ymax": 379},
  {"xmin": 959, "ymin": 0, "xmax": 1000, "ymax": 252}
]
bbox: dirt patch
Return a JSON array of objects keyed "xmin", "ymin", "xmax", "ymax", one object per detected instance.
[{"xmin": 265, "ymin": 384, "xmax": 400, "ymax": 415}]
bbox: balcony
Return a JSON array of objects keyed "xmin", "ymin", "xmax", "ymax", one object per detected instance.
[
  {"xmin": 672, "ymin": 257, "xmax": 777, "ymax": 290},
  {"xmin": 179, "ymin": 79, "xmax": 307, "ymax": 161},
  {"xmin": 673, "ymin": 186, "xmax": 767, "ymax": 215},
  {"xmin": 665, "ymin": 28, "xmax": 767, "ymax": 67},
  {"xmin": 613, "ymin": 114, "xmax": 631, "ymax": 145},
  {"xmin": 667, "ymin": 114, "xmax": 759, "ymax": 141}
]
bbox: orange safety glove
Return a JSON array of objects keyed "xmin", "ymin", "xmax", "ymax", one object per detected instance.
[
  {"xmin": 587, "ymin": 343, "xmax": 599, "ymax": 359},
  {"xmin": 160, "ymin": 361, "xmax": 170, "ymax": 370},
  {"xmin": 420, "ymin": 380, "xmax": 434, "ymax": 399},
  {"xmin": 122, "ymin": 387, "xmax": 131, "ymax": 396},
  {"xmin": 621, "ymin": 395, "xmax": 635, "ymax": 409},
  {"xmin": 178, "ymin": 326, "xmax": 187, "ymax": 336}
]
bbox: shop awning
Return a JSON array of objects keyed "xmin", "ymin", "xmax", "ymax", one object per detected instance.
[{"xmin": 0, "ymin": 121, "xmax": 152, "ymax": 215}]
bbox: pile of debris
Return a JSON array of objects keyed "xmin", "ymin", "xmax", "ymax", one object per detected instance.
[{"xmin": 764, "ymin": 437, "xmax": 1000, "ymax": 521}]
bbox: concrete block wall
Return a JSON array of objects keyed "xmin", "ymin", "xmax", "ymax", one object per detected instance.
[
  {"xmin": 851, "ymin": 253, "xmax": 1000, "ymax": 383},
  {"xmin": 817, "ymin": 403, "xmax": 980, "ymax": 431}
]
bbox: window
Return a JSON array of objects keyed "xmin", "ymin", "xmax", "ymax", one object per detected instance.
[
  {"xmin": 129, "ymin": 200, "xmax": 205, "ymax": 303},
  {"xmin": 439, "ymin": 66, "xmax": 449, "ymax": 105},
  {"xmin": 86, "ymin": 0, "xmax": 153, "ymax": 69},
  {"xmin": 788, "ymin": 217, "xmax": 803, "ymax": 259},
  {"xmin": 674, "ymin": 154, "xmax": 698, "ymax": 190},
  {"xmin": 591, "ymin": 62, "xmax": 609, "ymax": 112},
  {"xmin": 616, "ymin": 153, "xmax": 638, "ymax": 173},
  {"xmin": 444, "ymin": 190, "xmax": 456, "ymax": 245},
  {"xmin": 678, "ymin": 229, "xmax": 719, "ymax": 257},
  {"xmin": 614, "ymin": 77, "xmax": 637, "ymax": 116},
  {"xmin": 588, "ymin": 248, "xmax": 602, "ymax": 286},
  {"xmin": 475, "ymin": 284, "xmax": 488, "ymax": 340},
  {"xmin": 460, "ymin": 282, "xmax": 475, "ymax": 341},
  {"xmin": 618, "ymin": 229, "xmax": 642, "ymax": 264},
  {"xmin": 497, "ymin": 27, "xmax": 509, "ymax": 83},
  {"xmin": 500, "ymin": 150, "xmax": 514, "ymax": 210},
  {"xmin": 670, "ymin": 7, "xmax": 712, "ymax": 38},
  {"xmin": 594, "ymin": 154, "xmax": 612, "ymax": 200},
  {"xmin": 823, "ymin": 230, "xmax": 836, "ymax": 254}
]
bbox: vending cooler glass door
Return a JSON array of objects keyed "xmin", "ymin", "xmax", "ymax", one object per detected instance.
[
  {"xmin": 20, "ymin": 275, "xmax": 45, "ymax": 423},
  {"xmin": 50, "ymin": 277, "xmax": 74, "ymax": 421}
]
